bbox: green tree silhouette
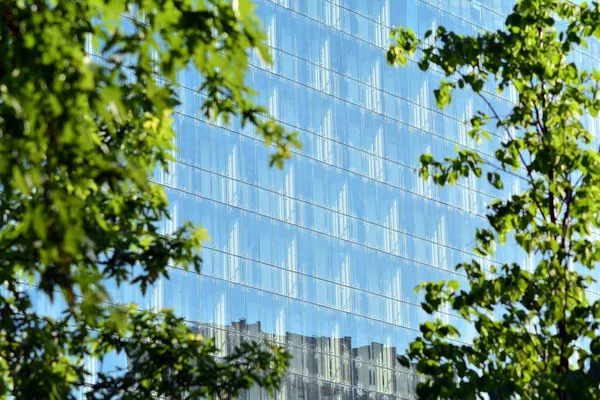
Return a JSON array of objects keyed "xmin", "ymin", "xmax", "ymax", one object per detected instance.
[
  {"xmin": 388, "ymin": 0, "xmax": 600, "ymax": 398},
  {"xmin": 0, "ymin": 0, "xmax": 297, "ymax": 398}
]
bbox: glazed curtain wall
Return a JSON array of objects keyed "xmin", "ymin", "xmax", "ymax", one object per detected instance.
[{"xmin": 76, "ymin": 0, "xmax": 600, "ymax": 399}]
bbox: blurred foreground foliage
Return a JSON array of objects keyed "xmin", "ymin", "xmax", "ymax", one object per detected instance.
[{"xmin": 0, "ymin": 0, "xmax": 295, "ymax": 398}]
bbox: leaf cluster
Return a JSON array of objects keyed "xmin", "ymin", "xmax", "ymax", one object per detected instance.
[
  {"xmin": 0, "ymin": 0, "xmax": 291, "ymax": 398},
  {"xmin": 389, "ymin": 0, "xmax": 600, "ymax": 399}
]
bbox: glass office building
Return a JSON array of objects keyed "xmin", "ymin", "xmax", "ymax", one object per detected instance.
[
  {"xmin": 151, "ymin": 0, "xmax": 513, "ymax": 399},
  {"xmin": 111, "ymin": 0, "xmax": 600, "ymax": 399},
  {"xmin": 19, "ymin": 1, "xmax": 600, "ymax": 399}
]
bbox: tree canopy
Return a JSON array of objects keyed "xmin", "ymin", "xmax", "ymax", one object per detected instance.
[
  {"xmin": 0, "ymin": 0, "xmax": 296, "ymax": 398},
  {"xmin": 388, "ymin": 0, "xmax": 600, "ymax": 398}
]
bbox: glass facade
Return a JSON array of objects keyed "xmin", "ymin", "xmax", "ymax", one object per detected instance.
[
  {"xmin": 152, "ymin": 1, "xmax": 512, "ymax": 399},
  {"xmin": 90, "ymin": 1, "xmax": 600, "ymax": 399}
]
